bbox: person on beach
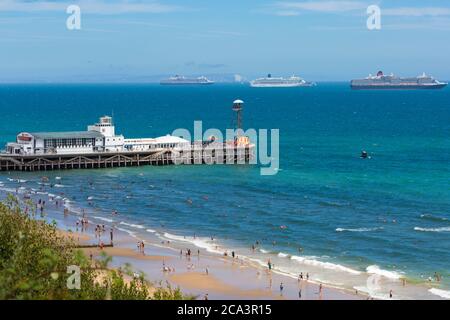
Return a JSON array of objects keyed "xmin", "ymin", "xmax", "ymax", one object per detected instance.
[
  {"xmin": 299, "ymin": 272, "xmax": 303, "ymax": 281},
  {"xmin": 279, "ymin": 282, "xmax": 284, "ymax": 295},
  {"xmin": 110, "ymin": 228, "xmax": 113, "ymax": 244},
  {"xmin": 306, "ymin": 273, "xmax": 309, "ymax": 281},
  {"xmin": 298, "ymin": 289, "xmax": 302, "ymax": 299},
  {"xmin": 434, "ymin": 272, "xmax": 441, "ymax": 282},
  {"xmin": 206, "ymin": 267, "xmax": 209, "ymax": 275},
  {"xmin": 389, "ymin": 290, "xmax": 393, "ymax": 298},
  {"xmin": 231, "ymin": 251, "xmax": 235, "ymax": 258},
  {"xmin": 204, "ymin": 294, "xmax": 208, "ymax": 300},
  {"xmin": 319, "ymin": 283, "xmax": 323, "ymax": 294}
]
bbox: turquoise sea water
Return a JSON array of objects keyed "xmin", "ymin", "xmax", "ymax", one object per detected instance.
[{"xmin": 1, "ymin": 83, "xmax": 449, "ymax": 298}]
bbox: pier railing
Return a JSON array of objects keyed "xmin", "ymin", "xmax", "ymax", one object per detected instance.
[{"xmin": 0, "ymin": 143, "xmax": 254, "ymax": 172}]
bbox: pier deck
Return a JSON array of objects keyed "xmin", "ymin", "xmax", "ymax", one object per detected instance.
[{"xmin": 0, "ymin": 144, "xmax": 253, "ymax": 172}]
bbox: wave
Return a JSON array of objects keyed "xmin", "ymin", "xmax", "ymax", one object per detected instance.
[
  {"xmin": 54, "ymin": 184, "xmax": 65, "ymax": 188},
  {"xmin": 414, "ymin": 226, "xmax": 450, "ymax": 233},
  {"xmin": 366, "ymin": 265, "xmax": 403, "ymax": 280},
  {"xmin": 93, "ymin": 216, "xmax": 114, "ymax": 223},
  {"xmin": 353, "ymin": 286, "xmax": 393, "ymax": 300},
  {"xmin": 119, "ymin": 221, "xmax": 145, "ymax": 229},
  {"xmin": 429, "ymin": 288, "xmax": 450, "ymax": 299},
  {"xmin": 162, "ymin": 232, "xmax": 222, "ymax": 254},
  {"xmin": 319, "ymin": 201, "xmax": 349, "ymax": 208},
  {"xmin": 336, "ymin": 227, "xmax": 383, "ymax": 232},
  {"xmin": 146, "ymin": 228, "xmax": 156, "ymax": 233},
  {"xmin": 420, "ymin": 214, "xmax": 448, "ymax": 222},
  {"xmin": 7, "ymin": 178, "xmax": 27, "ymax": 183},
  {"xmin": 116, "ymin": 227, "xmax": 136, "ymax": 237},
  {"xmin": 277, "ymin": 252, "xmax": 290, "ymax": 258},
  {"xmin": 290, "ymin": 255, "xmax": 362, "ymax": 275}
]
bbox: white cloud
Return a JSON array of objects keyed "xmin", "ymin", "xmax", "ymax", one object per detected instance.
[
  {"xmin": 276, "ymin": 1, "xmax": 367, "ymax": 13},
  {"xmin": 275, "ymin": 10, "xmax": 300, "ymax": 16},
  {"xmin": 0, "ymin": 0, "xmax": 182, "ymax": 14},
  {"xmin": 382, "ymin": 7, "xmax": 450, "ymax": 17}
]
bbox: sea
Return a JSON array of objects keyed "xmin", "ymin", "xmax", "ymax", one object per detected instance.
[{"xmin": 0, "ymin": 83, "xmax": 449, "ymax": 299}]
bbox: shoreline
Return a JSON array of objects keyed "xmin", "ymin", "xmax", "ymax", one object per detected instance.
[
  {"xmin": 0, "ymin": 181, "xmax": 447, "ymax": 300},
  {"xmin": 59, "ymin": 214, "xmax": 361, "ymax": 300}
]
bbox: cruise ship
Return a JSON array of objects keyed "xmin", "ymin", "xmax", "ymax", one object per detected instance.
[
  {"xmin": 160, "ymin": 75, "xmax": 214, "ymax": 85},
  {"xmin": 351, "ymin": 71, "xmax": 447, "ymax": 90},
  {"xmin": 250, "ymin": 74, "xmax": 315, "ymax": 87}
]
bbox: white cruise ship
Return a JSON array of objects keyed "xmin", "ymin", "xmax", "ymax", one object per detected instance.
[
  {"xmin": 160, "ymin": 75, "xmax": 214, "ymax": 85},
  {"xmin": 250, "ymin": 74, "xmax": 314, "ymax": 87}
]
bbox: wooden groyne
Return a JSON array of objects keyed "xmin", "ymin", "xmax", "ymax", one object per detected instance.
[{"xmin": 0, "ymin": 143, "xmax": 253, "ymax": 172}]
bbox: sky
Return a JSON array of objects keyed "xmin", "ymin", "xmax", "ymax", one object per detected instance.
[{"xmin": 1, "ymin": 0, "xmax": 450, "ymax": 82}]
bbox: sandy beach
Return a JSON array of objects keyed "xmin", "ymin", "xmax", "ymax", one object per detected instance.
[
  {"xmin": 2, "ymin": 181, "xmax": 447, "ymax": 300},
  {"xmin": 56, "ymin": 212, "xmax": 362, "ymax": 300}
]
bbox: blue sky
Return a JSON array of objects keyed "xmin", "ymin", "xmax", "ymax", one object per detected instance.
[{"xmin": 1, "ymin": 0, "xmax": 450, "ymax": 81}]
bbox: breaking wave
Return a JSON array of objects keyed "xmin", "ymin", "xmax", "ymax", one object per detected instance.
[
  {"xmin": 366, "ymin": 265, "xmax": 403, "ymax": 280},
  {"xmin": 119, "ymin": 221, "xmax": 145, "ymax": 229},
  {"xmin": 414, "ymin": 226, "xmax": 450, "ymax": 233},
  {"xmin": 420, "ymin": 214, "xmax": 448, "ymax": 222},
  {"xmin": 429, "ymin": 288, "xmax": 450, "ymax": 299},
  {"xmin": 93, "ymin": 216, "xmax": 114, "ymax": 223},
  {"xmin": 336, "ymin": 227, "xmax": 383, "ymax": 232},
  {"xmin": 162, "ymin": 232, "xmax": 222, "ymax": 254},
  {"xmin": 290, "ymin": 254, "xmax": 362, "ymax": 275}
]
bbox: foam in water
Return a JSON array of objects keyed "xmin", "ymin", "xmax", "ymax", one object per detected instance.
[
  {"xmin": 116, "ymin": 227, "xmax": 136, "ymax": 237},
  {"xmin": 420, "ymin": 214, "xmax": 448, "ymax": 222},
  {"xmin": 336, "ymin": 227, "xmax": 383, "ymax": 232},
  {"xmin": 277, "ymin": 252, "xmax": 289, "ymax": 258},
  {"xmin": 7, "ymin": 178, "xmax": 27, "ymax": 183},
  {"xmin": 162, "ymin": 232, "xmax": 222, "ymax": 254},
  {"xmin": 93, "ymin": 216, "xmax": 115, "ymax": 223},
  {"xmin": 366, "ymin": 265, "xmax": 402, "ymax": 280},
  {"xmin": 414, "ymin": 226, "xmax": 450, "ymax": 233},
  {"xmin": 119, "ymin": 221, "xmax": 145, "ymax": 229},
  {"xmin": 429, "ymin": 288, "xmax": 450, "ymax": 299},
  {"xmin": 146, "ymin": 228, "xmax": 156, "ymax": 233},
  {"xmin": 353, "ymin": 286, "xmax": 392, "ymax": 300},
  {"xmin": 291, "ymin": 255, "xmax": 362, "ymax": 275}
]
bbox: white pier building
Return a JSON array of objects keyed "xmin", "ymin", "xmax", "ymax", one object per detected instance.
[{"xmin": 5, "ymin": 116, "xmax": 189, "ymax": 155}]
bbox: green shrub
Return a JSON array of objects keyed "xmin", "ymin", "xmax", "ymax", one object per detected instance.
[{"xmin": 0, "ymin": 194, "xmax": 191, "ymax": 300}]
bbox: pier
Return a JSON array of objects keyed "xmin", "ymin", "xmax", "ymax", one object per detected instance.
[{"xmin": 0, "ymin": 143, "xmax": 253, "ymax": 172}]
